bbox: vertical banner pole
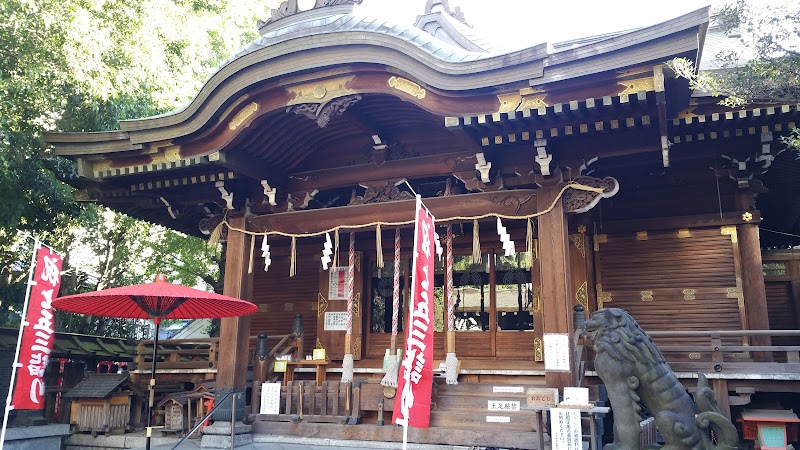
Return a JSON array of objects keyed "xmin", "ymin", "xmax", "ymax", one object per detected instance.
[
  {"xmin": 393, "ymin": 195, "xmax": 436, "ymax": 447},
  {"xmin": 1, "ymin": 238, "xmax": 40, "ymax": 448}
]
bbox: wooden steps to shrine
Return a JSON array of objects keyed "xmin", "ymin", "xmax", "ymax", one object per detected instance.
[
  {"xmin": 431, "ymin": 382, "xmax": 544, "ymax": 433},
  {"xmin": 250, "ymin": 380, "xmax": 547, "ymax": 449}
]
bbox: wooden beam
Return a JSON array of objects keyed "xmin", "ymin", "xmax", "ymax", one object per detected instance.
[
  {"xmin": 287, "ymin": 151, "xmax": 478, "ymax": 193},
  {"xmin": 598, "ymin": 212, "xmax": 761, "ymax": 234},
  {"xmin": 208, "ymin": 149, "xmax": 285, "ymax": 185},
  {"xmin": 248, "ymin": 190, "xmax": 538, "ymax": 235},
  {"xmin": 537, "ymin": 181, "xmax": 574, "ymax": 391},
  {"xmin": 217, "ymin": 216, "xmax": 254, "ymax": 392}
]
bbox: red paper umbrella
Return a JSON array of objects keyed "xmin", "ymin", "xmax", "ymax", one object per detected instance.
[
  {"xmin": 53, "ymin": 274, "xmax": 257, "ymax": 450},
  {"xmin": 54, "ymin": 273, "xmax": 256, "ymax": 320}
]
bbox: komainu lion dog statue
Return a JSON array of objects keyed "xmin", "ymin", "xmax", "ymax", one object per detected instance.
[{"xmin": 585, "ymin": 308, "xmax": 739, "ymax": 450}]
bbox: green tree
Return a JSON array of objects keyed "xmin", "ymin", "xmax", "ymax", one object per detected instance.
[
  {"xmin": 669, "ymin": 0, "xmax": 800, "ymax": 147},
  {"xmin": 0, "ymin": 0, "xmax": 275, "ymax": 331}
]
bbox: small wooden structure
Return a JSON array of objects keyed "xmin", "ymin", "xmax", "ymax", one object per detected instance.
[
  {"xmin": 156, "ymin": 384, "xmax": 213, "ymax": 433},
  {"xmin": 65, "ymin": 373, "xmax": 143, "ymax": 434},
  {"xmin": 738, "ymin": 409, "xmax": 800, "ymax": 450}
]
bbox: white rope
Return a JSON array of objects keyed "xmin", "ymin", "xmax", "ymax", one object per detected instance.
[
  {"xmin": 445, "ymin": 352, "xmax": 460, "ymax": 385},
  {"xmin": 381, "ymin": 353, "xmax": 399, "ymax": 387},
  {"xmin": 341, "ymin": 353, "xmax": 354, "ymax": 383}
]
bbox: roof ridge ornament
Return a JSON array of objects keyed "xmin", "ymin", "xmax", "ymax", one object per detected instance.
[
  {"xmin": 258, "ymin": 0, "xmax": 363, "ymax": 28},
  {"xmin": 424, "ymin": 0, "xmax": 472, "ymax": 28}
]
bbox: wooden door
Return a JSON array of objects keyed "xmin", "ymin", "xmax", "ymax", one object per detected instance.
[
  {"xmin": 317, "ymin": 252, "xmax": 363, "ymax": 360},
  {"xmin": 593, "ymin": 227, "xmax": 745, "ymax": 354}
]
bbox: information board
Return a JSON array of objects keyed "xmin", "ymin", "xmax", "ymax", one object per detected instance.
[
  {"xmin": 544, "ymin": 333, "xmax": 570, "ymax": 372},
  {"xmin": 551, "ymin": 407, "xmax": 582, "ymax": 450},
  {"xmin": 259, "ymin": 382, "xmax": 281, "ymax": 414}
]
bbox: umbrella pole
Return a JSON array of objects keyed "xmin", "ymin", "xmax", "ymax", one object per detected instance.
[{"xmin": 146, "ymin": 319, "xmax": 160, "ymax": 450}]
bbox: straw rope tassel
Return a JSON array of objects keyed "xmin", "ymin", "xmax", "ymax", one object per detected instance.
[
  {"xmin": 376, "ymin": 224, "xmax": 384, "ymax": 269},
  {"xmin": 289, "ymin": 237, "xmax": 297, "ymax": 277},
  {"xmin": 247, "ymin": 233, "xmax": 255, "ymax": 274},
  {"xmin": 381, "ymin": 227, "xmax": 401, "ymax": 387},
  {"xmin": 472, "ymin": 219, "xmax": 481, "ymax": 263},
  {"xmin": 445, "ymin": 225, "xmax": 459, "ymax": 384},
  {"xmin": 207, "ymin": 220, "xmax": 224, "ymax": 248},
  {"xmin": 342, "ymin": 232, "xmax": 356, "ymax": 383}
]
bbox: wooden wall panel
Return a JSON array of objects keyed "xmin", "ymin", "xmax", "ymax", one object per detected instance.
[
  {"xmin": 765, "ymin": 281, "xmax": 798, "ymax": 346},
  {"xmin": 453, "ymin": 333, "xmax": 492, "ymax": 357},
  {"xmin": 495, "ymin": 333, "xmax": 536, "ymax": 358},
  {"xmin": 251, "ymin": 252, "xmax": 319, "ymax": 357},
  {"xmin": 366, "ymin": 333, "xmax": 448, "ymax": 359},
  {"xmin": 766, "ymin": 282, "xmax": 794, "ymax": 330},
  {"xmin": 594, "ymin": 228, "xmax": 743, "ymax": 345}
]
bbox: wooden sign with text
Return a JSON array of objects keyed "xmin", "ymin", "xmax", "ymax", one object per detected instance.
[{"xmin": 526, "ymin": 387, "xmax": 559, "ymax": 408}]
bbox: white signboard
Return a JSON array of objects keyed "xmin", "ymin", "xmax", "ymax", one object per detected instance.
[
  {"xmin": 486, "ymin": 415, "xmax": 511, "ymax": 423},
  {"xmin": 543, "ymin": 333, "xmax": 570, "ymax": 372},
  {"xmin": 562, "ymin": 387, "xmax": 590, "ymax": 406},
  {"xmin": 488, "ymin": 400, "xmax": 520, "ymax": 412},
  {"xmin": 324, "ymin": 311, "xmax": 348, "ymax": 330},
  {"xmin": 328, "ymin": 267, "xmax": 348, "ymax": 300},
  {"xmin": 259, "ymin": 382, "xmax": 281, "ymax": 415},
  {"xmin": 551, "ymin": 407, "xmax": 582, "ymax": 450},
  {"xmin": 493, "ymin": 386, "xmax": 525, "ymax": 394}
]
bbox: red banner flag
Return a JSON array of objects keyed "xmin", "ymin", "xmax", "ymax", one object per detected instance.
[
  {"xmin": 393, "ymin": 196, "xmax": 436, "ymax": 428},
  {"xmin": 12, "ymin": 246, "xmax": 63, "ymax": 410}
]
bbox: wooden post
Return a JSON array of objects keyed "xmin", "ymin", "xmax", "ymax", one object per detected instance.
[
  {"xmin": 537, "ymin": 180, "xmax": 574, "ymax": 391},
  {"xmin": 251, "ymin": 334, "xmax": 269, "ymax": 415},
  {"xmin": 739, "ymin": 222, "xmax": 772, "ymax": 360},
  {"xmin": 737, "ymin": 192, "xmax": 772, "ymax": 361},
  {"xmin": 712, "ymin": 379, "xmax": 731, "ymax": 420},
  {"xmin": 217, "ymin": 216, "xmax": 254, "ymax": 392},
  {"xmin": 790, "ymin": 260, "xmax": 800, "ymax": 332}
]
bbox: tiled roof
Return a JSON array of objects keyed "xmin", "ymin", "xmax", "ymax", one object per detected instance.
[{"xmin": 65, "ymin": 373, "xmax": 132, "ymax": 398}]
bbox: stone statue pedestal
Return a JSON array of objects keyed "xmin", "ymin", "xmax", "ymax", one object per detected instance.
[{"xmin": 200, "ymin": 422, "xmax": 252, "ymax": 448}]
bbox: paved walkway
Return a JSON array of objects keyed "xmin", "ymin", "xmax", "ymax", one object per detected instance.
[
  {"xmin": 142, "ymin": 436, "xmax": 473, "ymax": 450},
  {"xmin": 68, "ymin": 429, "xmax": 488, "ymax": 450}
]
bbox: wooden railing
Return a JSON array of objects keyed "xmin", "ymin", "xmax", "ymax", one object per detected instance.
[
  {"xmin": 585, "ymin": 330, "xmax": 800, "ymax": 376},
  {"xmin": 134, "ymin": 333, "xmax": 299, "ymax": 374},
  {"xmin": 250, "ymin": 333, "xmax": 301, "ymax": 413},
  {"xmin": 135, "ymin": 337, "xmax": 220, "ymax": 372}
]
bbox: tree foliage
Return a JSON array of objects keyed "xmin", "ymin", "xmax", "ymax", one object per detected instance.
[
  {"xmin": 668, "ymin": 1, "xmax": 800, "ymax": 148},
  {"xmin": 670, "ymin": 0, "xmax": 800, "ymax": 107},
  {"xmin": 0, "ymin": 0, "xmax": 275, "ymax": 331}
]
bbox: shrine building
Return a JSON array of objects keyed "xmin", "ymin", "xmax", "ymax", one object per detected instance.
[{"xmin": 45, "ymin": 1, "xmax": 800, "ymax": 447}]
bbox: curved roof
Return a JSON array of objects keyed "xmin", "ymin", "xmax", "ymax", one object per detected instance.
[
  {"xmin": 113, "ymin": 4, "xmax": 707, "ymax": 138},
  {"xmin": 247, "ymin": 13, "xmax": 488, "ymax": 64}
]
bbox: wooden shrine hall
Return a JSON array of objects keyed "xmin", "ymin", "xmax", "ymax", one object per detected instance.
[{"xmin": 46, "ymin": 1, "xmax": 800, "ymax": 448}]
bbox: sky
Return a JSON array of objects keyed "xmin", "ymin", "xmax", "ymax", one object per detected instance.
[{"xmin": 353, "ymin": 0, "xmax": 726, "ymax": 50}]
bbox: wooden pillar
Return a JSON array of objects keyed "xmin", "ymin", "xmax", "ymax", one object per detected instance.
[
  {"xmin": 737, "ymin": 193, "xmax": 772, "ymax": 360},
  {"xmin": 739, "ymin": 223, "xmax": 772, "ymax": 359},
  {"xmin": 217, "ymin": 216, "xmax": 254, "ymax": 391},
  {"xmin": 538, "ymin": 181, "xmax": 574, "ymax": 391},
  {"xmin": 712, "ymin": 379, "xmax": 731, "ymax": 420},
  {"xmin": 790, "ymin": 261, "xmax": 800, "ymax": 331}
]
